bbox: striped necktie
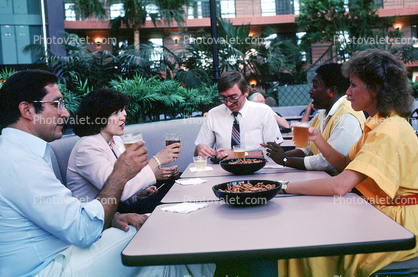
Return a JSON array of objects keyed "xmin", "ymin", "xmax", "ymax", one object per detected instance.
[{"xmin": 231, "ymin": 112, "xmax": 240, "ymax": 147}]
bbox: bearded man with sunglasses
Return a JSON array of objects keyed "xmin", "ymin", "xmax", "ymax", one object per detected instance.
[{"xmin": 195, "ymin": 70, "xmax": 283, "ymax": 160}]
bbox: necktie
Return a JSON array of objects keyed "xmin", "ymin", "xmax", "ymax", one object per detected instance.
[{"xmin": 231, "ymin": 112, "xmax": 240, "ymax": 147}]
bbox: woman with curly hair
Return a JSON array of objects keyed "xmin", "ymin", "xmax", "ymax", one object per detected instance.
[{"xmin": 271, "ymin": 49, "xmax": 418, "ymax": 276}]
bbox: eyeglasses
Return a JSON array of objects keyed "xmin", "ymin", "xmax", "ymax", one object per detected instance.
[
  {"xmin": 33, "ymin": 98, "xmax": 66, "ymax": 115},
  {"xmin": 219, "ymin": 94, "xmax": 243, "ymax": 104}
]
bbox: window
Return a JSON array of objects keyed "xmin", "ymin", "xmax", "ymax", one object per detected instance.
[
  {"xmin": 110, "ymin": 3, "xmax": 125, "ymax": 19},
  {"xmin": 188, "ymin": 1, "xmax": 216, "ymax": 19},
  {"xmin": 412, "ymin": 25, "xmax": 417, "ymax": 39},
  {"xmin": 261, "ymin": 0, "xmax": 276, "ymax": 16},
  {"xmin": 261, "ymin": 0, "xmax": 296, "ymax": 16},
  {"xmin": 220, "ymin": 0, "xmax": 235, "ymax": 18},
  {"xmin": 64, "ymin": 3, "xmax": 76, "ymax": 21},
  {"xmin": 149, "ymin": 38, "xmax": 163, "ymax": 65},
  {"xmin": 374, "ymin": 0, "xmax": 384, "ymax": 9},
  {"xmin": 275, "ymin": 0, "xmax": 293, "ymax": 15},
  {"xmin": 188, "ymin": 0, "xmax": 234, "ymax": 19},
  {"xmin": 146, "ymin": 4, "xmax": 160, "ymax": 21}
]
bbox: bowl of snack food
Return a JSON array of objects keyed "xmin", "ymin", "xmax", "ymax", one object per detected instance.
[
  {"xmin": 219, "ymin": 158, "xmax": 266, "ymax": 175},
  {"xmin": 212, "ymin": 179, "xmax": 281, "ymax": 206}
]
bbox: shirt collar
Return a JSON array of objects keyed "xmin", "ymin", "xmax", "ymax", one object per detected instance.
[
  {"xmin": 327, "ymin": 95, "xmax": 346, "ymax": 117},
  {"xmin": 227, "ymin": 98, "xmax": 249, "ymax": 118},
  {"xmin": 2, "ymin": 127, "xmax": 50, "ymax": 159},
  {"xmin": 364, "ymin": 112, "xmax": 398, "ymax": 133}
]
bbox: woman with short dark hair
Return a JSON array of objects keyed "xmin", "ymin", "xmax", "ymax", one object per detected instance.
[{"xmin": 67, "ymin": 89, "xmax": 180, "ymax": 213}]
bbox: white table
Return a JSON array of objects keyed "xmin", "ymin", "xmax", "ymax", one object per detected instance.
[{"xmin": 122, "ymin": 194, "xmax": 415, "ymax": 266}]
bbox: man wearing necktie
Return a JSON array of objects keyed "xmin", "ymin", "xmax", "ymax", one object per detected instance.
[{"xmin": 194, "ymin": 70, "xmax": 283, "ymax": 160}]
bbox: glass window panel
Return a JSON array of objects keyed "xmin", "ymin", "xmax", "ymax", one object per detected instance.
[
  {"xmin": 146, "ymin": 4, "xmax": 159, "ymax": 21},
  {"xmin": 110, "ymin": 3, "xmax": 125, "ymax": 19},
  {"xmin": 64, "ymin": 3, "xmax": 76, "ymax": 21},
  {"xmin": 220, "ymin": 0, "xmax": 235, "ymax": 18}
]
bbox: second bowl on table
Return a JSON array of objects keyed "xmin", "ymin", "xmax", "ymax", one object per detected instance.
[
  {"xmin": 219, "ymin": 158, "xmax": 266, "ymax": 175},
  {"xmin": 212, "ymin": 179, "xmax": 281, "ymax": 206}
]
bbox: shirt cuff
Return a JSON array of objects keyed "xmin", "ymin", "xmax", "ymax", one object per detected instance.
[{"xmin": 83, "ymin": 199, "xmax": 105, "ymax": 222}]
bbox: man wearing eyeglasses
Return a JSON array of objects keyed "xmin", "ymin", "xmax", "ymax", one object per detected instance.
[
  {"xmin": 0, "ymin": 70, "xmax": 215, "ymax": 277},
  {"xmin": 195, "ymin": 70, "xmax": 283, "ymax": 160}
]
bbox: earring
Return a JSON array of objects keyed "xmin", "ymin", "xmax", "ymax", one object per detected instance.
[{"xmin": 328, "ymin": 93, "xmax": 333, "ymax": 98}]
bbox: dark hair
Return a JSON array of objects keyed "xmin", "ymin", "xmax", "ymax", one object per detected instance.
[
  {"xmin": 342, "ymin": 49, "xmax": 413, "ymax": 118},
  {"xmin": 73, "ymin": 89, "xmax": 129, "ymax": 137},
  {"xmin": 316, "ymin": 63, "xmax": 350, "ymax": 95},
  {"xmin": 218, "ymin": 71, "xmax": 248, "ymax": 94},
  {"xmin": 0, "ymin": 69, "xmax": 58, "ymax": 129}
]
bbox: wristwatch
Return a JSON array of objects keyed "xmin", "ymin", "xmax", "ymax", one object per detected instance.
[
  {"xmin": 280, "ymin": 181, "xmax": 289, "ymax": 194},
  {"xmin": 282, "ymin": 156, "xmax": 288, "ymax": 166}
]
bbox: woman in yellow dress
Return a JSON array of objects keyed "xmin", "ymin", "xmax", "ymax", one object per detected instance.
[{"xmin": 268, "ymin": 49, "xmax": 418, "ymax": 276}]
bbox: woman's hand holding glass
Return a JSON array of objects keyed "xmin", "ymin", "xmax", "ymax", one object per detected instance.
[
  {"xmin": 154, "ymin": 165, "xmax": 179, "ymax": 180},
  {"xmin": 308, "ymin": 127, "xmax": 321, "ymax": 143},
  {"xmin": 155, "ymin": 143, "xmax": 181, "ymax": 164}
]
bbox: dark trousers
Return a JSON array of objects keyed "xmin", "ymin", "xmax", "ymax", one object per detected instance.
[{"xmin": 117, "ymin": 177, "xmax": 177, "ymax": 214}]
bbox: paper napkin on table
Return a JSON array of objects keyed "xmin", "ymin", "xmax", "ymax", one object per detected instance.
[
  {"xmin": 175, "ymin": 178, "xmax": 207, "ymax": 186},
  {"xmin": 189, "ymin": 166, "xmax": 214, "ymax": 172},
  {"xmin": 264, "ymin": 164, "xmax": 284, "ymax": 169},
  {"xmin": 161, "ymin": 203, "xmax": 209, "ymax": 214}
]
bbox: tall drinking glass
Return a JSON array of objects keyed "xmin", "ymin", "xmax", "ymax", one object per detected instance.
[
  {"xmin": 292, "ymin": 122, "xmax": 310, "ymax": 148},
  {"xmin": 121, "ymin": 132, "xmax": 144, "ymax": 149}
]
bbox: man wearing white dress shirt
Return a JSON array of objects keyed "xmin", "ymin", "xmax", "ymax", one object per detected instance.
[{"xmin": 195, "ymin": 70, "xmax": 283, "ymax": 160}]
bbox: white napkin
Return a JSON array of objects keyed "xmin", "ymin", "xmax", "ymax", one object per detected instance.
[
  {"xmin": 264, "ymin": 164, "xmax": 284, "ymax": 169},
  {"xmin": 175, "ymin": 178, "xmax": 207, "ymax": 186},
  {"xmin": 189, "ymin": 166, "xmax": 214, "ymax": 172},
  {"xmin": 161, "ymin": 203, "xmax": 209, "ymax": 214}
]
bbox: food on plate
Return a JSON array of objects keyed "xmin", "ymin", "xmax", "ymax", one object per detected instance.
[
  {"xmin": 228, "ymin": 158, "xmax": 263, "ymax": 165},
  {"xmin": 218, "ymin": 182, "xmax": 276, "ymax": 193}
]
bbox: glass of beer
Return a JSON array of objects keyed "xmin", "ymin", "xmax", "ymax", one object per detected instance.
[
  {"xmin": 292, "ymin": 122, "xmax": 310, "ymax": 148},
  {"xmin": 165, "ymin": 133, "xmax": 181, "ymax": 146},
  {"xmin": 233, "ymin": 145, "xmax": 245, "ymax": 159},
  {"xmin": 121, "ymin": 132, "xmax": 144, "ymax": 149},
  {"xmin": 193, "ymin": 156, "xmax": 207, "ymax": 171}
]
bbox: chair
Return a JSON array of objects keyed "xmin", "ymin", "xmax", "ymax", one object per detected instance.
[
  {"xmin": 408, "ymin": 109, "xmax": 418, "ymax": 135},
  {"xmin": 372, "ymin": 256, "xmax": 418, "ymax": 276},
  {"xmin": 299, "ymin": 107, "xmax": 316, "ymax": 117}
]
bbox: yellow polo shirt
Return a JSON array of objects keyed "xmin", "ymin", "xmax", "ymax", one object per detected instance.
[
  {"xmin": 279, "ymin": 113, "xmax": 418, "ymax": 277},
  {"xmin": 346, "ymin": 113, "xmax": 418, "ymax": 204}
]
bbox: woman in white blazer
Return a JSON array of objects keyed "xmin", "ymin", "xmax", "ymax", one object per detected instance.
[{"xmin": 67, "ymin": 89, "xmax": 180, "ymax": 213}]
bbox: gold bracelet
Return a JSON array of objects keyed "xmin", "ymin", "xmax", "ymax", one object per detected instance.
[
  {"xmin": 325, "ymin": 146, "xmax": 332, "ymax": 159},
  {"xmin": 152, "ymin": 156, "xmax": 162, "ymax": 170}
]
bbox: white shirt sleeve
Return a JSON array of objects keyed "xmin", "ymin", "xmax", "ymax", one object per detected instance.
[{"xmin": 304, "ymin": 113, "xmax": 363, "ymax": 172}]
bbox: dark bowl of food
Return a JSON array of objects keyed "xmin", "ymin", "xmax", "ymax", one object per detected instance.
[
  {"xmin": 212, "ymin": 179, "xmax": 281, "ymax": 206},
  {"xmin": 219, "ymin": 158, "xmax": 266, "ymax": 175}
]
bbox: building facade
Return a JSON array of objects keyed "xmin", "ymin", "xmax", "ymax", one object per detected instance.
[
  {"xmin": 1, "ymin": 0, "xmax": 418, "ymax": 77},
  {"xmin": 0, "ymin": 0, "xmax": 65, "ymax": 67}
]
